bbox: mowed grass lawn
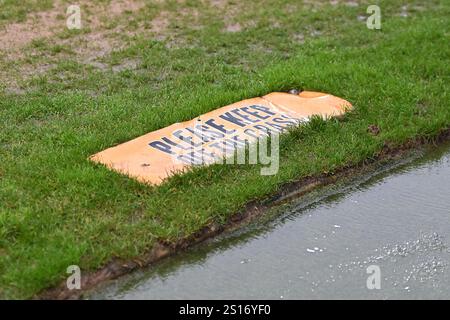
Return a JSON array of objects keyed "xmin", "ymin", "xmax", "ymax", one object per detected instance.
[{"xmin": 0, "ymin": 0, "xmax": 449, "ymax": 298}]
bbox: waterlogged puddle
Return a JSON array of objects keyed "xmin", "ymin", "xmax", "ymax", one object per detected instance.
[{"xmin": 89, "ymin": 142, "xmax": 450, "ymax": 299}]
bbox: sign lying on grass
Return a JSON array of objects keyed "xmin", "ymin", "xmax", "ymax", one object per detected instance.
[{"xmin": 90, "ymin": 91, "xmax": 352, "ymax": 185}]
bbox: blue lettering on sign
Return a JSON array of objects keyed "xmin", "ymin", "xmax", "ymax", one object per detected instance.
[{"xmin": 148, "ymin": 105, "xmax": 301, "ymax": 160}]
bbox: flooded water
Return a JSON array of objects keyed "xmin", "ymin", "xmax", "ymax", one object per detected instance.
[{"xmin": 89, "ymin": 142, "xmax": 450, "ymax": 300}]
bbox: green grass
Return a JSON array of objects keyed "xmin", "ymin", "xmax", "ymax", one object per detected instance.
[
  {"xmin": 0, "ymin": 0, "xmax": 449, "ymax": 298},
  {"xmin": 0, "ymin": 0, "xmax": 53, "ymax": 26}
]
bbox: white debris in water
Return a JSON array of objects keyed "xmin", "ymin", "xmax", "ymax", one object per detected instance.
[
  {"xmin": 307, "ymin": 247, "xmax": 325, "ymax": 253},
  {"xmin": 325, "ymin": 232, "xmax": 448, "ymax": 292},
  {"xmin": 333, "ymin": 225, "xmax": 341, "ymax": 228}
]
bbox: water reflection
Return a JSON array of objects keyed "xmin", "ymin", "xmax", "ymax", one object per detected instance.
[{"xmin": 89, "ymin": 142, "xmax": 450, "ymax": 299}]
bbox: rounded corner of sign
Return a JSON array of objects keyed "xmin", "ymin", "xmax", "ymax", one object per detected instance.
[
  {"xmin": 88, "ymin": 153, "xmax": 100, "ymax": 163},
  {"xmin": 340, "ymin": 101, "xmax": 353, "ymax": 112}
]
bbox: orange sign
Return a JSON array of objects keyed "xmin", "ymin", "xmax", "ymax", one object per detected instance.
[{"xmin": 90, "ymin": 91, "xmax": 352, "ymax": 185}]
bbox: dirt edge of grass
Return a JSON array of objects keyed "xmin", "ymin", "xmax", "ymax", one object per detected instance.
[{"xmin": 35, "ymin": 127, "xmax": 450, "ymax": 300}]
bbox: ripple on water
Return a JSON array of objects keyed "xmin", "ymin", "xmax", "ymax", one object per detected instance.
[{"xmin": 88, "ymin": 143, "xmax": 450, "ymax": 300}]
